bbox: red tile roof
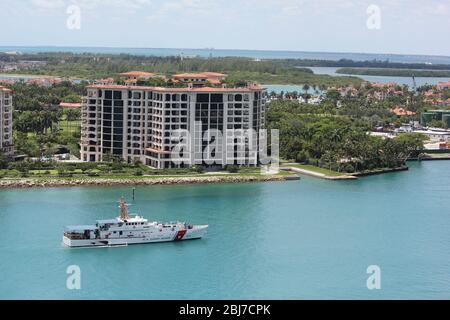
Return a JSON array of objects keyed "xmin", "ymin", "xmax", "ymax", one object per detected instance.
[
  {"xmin": 172, "ymin": 73, "xmax": 211, "ymax": 78},
  {"xmin": 201, "ymin": 72, "xmax": 227, "ymax": 77},
  {"xmin": 437, "ymin": 81, "xmax": 450, "ymax": 89},
  {"xmin": 371, "ymin": 82, "xmax": 397, "ymax": 88},
  {"xmin": 172, "ymin": 72, "xmax": 227, "ymax": 80},
  {"xmin": 0, "ymin": 85, "xmax": 12, "ymax": 92},
  {"xmin": 390, "ymin": 106, "xmax": 416, "ymax": 116},
  {"xmin": 87, "ymin": 84, "xmax": 264, "ymax": 93},
  {"xmin": 119, "ymin": 71, "xmax": 155, "ymax": 77},
  {"xmin": 60, "ymin": 102, "xmax": 82, "ymax": 108}
]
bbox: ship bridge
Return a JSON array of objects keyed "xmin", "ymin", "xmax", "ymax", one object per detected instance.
[
  {"xmin": 65, "ymin": 225, "xmax": 97, "ymax": 232},
  {"xmin": 96, "ymin": 219, "xmax": 119, "ymax": 225}
]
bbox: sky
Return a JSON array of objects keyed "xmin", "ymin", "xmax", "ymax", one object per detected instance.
[{"xmin": 0, "ymin": 0, "xmax": 449, "ymax": 56}]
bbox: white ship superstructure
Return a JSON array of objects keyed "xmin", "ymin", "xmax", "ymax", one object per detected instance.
[{"xmin": 63, "ymin": 199, "xmax": 208, "ymax": 248}]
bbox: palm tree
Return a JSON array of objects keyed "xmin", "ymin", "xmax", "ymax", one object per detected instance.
[{"xmin": 302, "ymin": 84, "xmax": 310, "ymax": 95}]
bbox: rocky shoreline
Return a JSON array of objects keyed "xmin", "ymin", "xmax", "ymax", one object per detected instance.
[
  {"xmin": 0, "ymin": 175, "xmax": 288, "ymax": 189},
  {"xmin": 349, "ymin": 166, "xmax": 409, "ymax": 177}
]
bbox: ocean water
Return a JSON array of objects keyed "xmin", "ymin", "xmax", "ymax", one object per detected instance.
[
  {"xmin": 0, "ymin": 74, "xmax": 42, "ymax": 81},
  {"xmin": 264, "ymin": 84, "xmax": 324, "ymax": 94},
  {"xmin": 2, "ymin": 46, "xmax": 450, "ymax": 64},
  {"xmin": 0, "ymin": 161, "xmax": 450, "ymax": 300},
  {"xmin": 308, "ymin": 67, "xmax": 450, "ymax": 87}
]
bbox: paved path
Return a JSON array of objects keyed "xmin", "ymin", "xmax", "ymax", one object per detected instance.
[{"xmin": 285, "ymin": 167, "xmax": 357, "ymax": 180}]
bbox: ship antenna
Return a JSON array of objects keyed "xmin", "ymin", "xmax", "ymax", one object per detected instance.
[{"xmin": 119, "ymin": 197, "xmax": 130, "ymax": 220}]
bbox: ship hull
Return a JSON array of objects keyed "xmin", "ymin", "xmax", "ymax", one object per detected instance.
[{"xmin": 63, "ymin": 226, "xmax": 208, "ymax": 248}]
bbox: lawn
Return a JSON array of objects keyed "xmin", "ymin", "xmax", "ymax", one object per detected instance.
[{"xmin": 58, "ymin": 120, "xmax": 80, "ymax": 134}]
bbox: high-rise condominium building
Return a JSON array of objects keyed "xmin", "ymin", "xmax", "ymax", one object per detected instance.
[
  {"xmin": 80, "ymin": 84, "xmax": 266, "ymax": 169},
  {"xmin": 0, "ymin": 86, "xmax": 13, "ymax": 157}
]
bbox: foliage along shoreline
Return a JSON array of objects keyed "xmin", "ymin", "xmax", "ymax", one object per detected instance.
[
  {"xmin": 1, "ymin": 53, "xmax": 363, "ymax": 87},
  {"xmin": 336, "ymin": 67, "xmax": 450, "ymax": 78}
]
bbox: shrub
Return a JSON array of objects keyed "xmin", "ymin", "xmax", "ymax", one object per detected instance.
[
  {"xmin": 192, "ymin": 165, "xmax": 205, "ymax": 174},
  {"xmin": 58, "ymin": 172, "xmax": 73, "ymax": 177},
  {"xmin": 111, "ymin": 163, "xmax": 124, "ymax": 171},
  {"xmin": 226, "ymin": 165, "xmax": 239, "ymax": 173},
  {"xmin": 296, "ymin": 150, "xmax": 309, "ymax": 163},
  {"xmin": 342, "ymin": 163, "xmax": 355, "ymax": 173}
]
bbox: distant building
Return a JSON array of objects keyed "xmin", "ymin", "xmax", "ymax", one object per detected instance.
[
  {"xmin": 420, "ymin": 110, "xmax": 450, "ymax": 127},
  {"xmin": 26, "ymin": 77, "xmax": 62, "ymax": 87},
  {"xmin": 412, "ymin": 129, "xmax": 450, "ymax": 141},
  {"xmin": 366, "ymin": 82, "xmax": 403, "ymax": 101},
  {"xmin": 0, "ymin": 86, "xmax": 13, "ymax": 157},
  {"xmin": 337, "ymin": 86, "xmax": 358, "ymax": 97},
  {"xmin": 172, "ymin": 72, "xmax": 227, "ymax": 87},
  {"xmin": 81, "ymin": 83, "xmax": 266, "ymax": 168},
  {"xmin": 0, "ymin": 80, "xmax": 14, "ymax": 86},
  {"xmin": 370, "ymin": 82, "xmax": 397, "ymax": 88},
  {"xmin": 390, "ymin": 106, "xmax": 416, "ymax": 117},
  {"xmin": 297, "ymin": 95, "xmax": 323, "ymax": 105},
  {"xmin": 370, "ymin": 132, "xmax": 396, "ymax": 139},
  {"xmin": 424, "ymin": 141, "xmax": 450, "ymax": 150},
  {"xmin": 94, "ymin": 77, "xmax": 115, "ymax": 86},
  {"xmin": 0, "ymin": 60, "xmax": 47, "ymax": 72},
  {"xmin": 118, "ymin": 71, "xmax": 158, "ymax": 86},
  {"xmin": 436, "ymin": 80, "xmax": 450, "ymax": 91},
  {"xmin": 119, "ymin": 71, "xmax": 156, "ymax": 80}
]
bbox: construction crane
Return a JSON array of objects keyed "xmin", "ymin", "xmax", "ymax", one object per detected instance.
[{"xmin": 412, "ymin": 74, "xmax": 418, "ymax": 92}]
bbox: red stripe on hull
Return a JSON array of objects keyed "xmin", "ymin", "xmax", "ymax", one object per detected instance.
[{"xmin": 175, "ymin": 230, "xmax": 187, "ymax": 241}]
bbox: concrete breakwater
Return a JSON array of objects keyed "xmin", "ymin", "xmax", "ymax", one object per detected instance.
[
  {"xmin": 284, "ymin": 165, "xmax": 409, "ymax": 180},
  {"xmin": 0, "ymin": 175, "xmax": 288, "ymax": 189}
]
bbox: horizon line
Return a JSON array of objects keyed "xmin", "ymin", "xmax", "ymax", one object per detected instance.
[{"xmin": 1, "ymin": 45, "xmax": 450, "ymax": 60}]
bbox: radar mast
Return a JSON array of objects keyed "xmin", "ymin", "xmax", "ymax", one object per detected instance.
[{"xmin": 119, "ymin": 197, "xmax": 130, "ymax": 220}]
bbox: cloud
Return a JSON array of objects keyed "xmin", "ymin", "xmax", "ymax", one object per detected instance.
[
  {"xmin": 74, "ymin": 0, "xmax": 152, "ymax": 10},
  {"xmin": 424, "ymin": 1, "xmax": 449, "ymax": 16},
  {"xmin": 31, "ymin": 0, "xmax": 152, "ymax": 10},
  {"xmin": 31, "ymin": 0, "xmax": 65, "ymax": 9},
  {"xmin": 147, "ymin": 0, "xmax": 215, "ymax": 22}
]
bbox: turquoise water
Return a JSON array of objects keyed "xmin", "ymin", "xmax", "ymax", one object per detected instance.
[
  {"xmin": 308, "ymin": 67, "xmax": 450, "ymax": 87},
  {"xmin": 0, "ymin": 161, "xmax": 450, "ymax": 300},
  {"xmin": 264, "ymin": 84, "xmax": 323, "ymax": 94},
  {"xmin": 0, "ymin": 74, "xmax": 43, "ymax": 81}
]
